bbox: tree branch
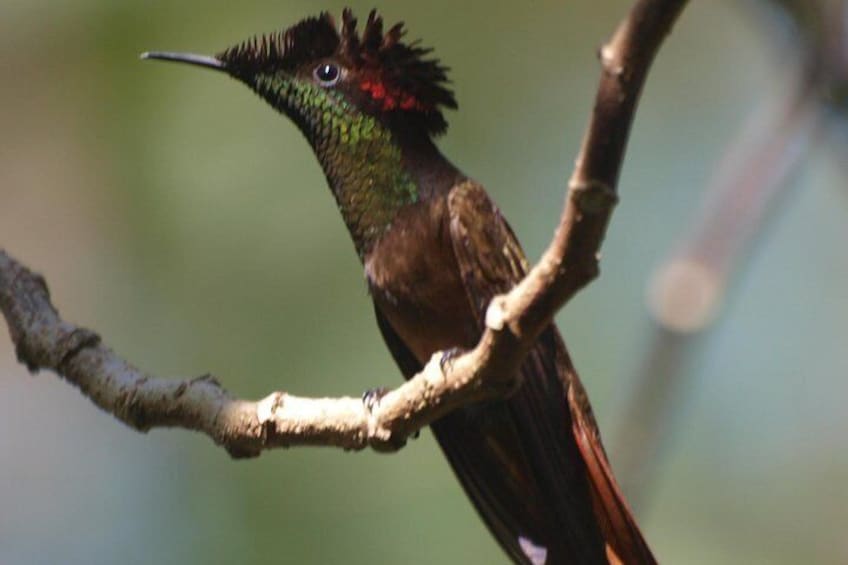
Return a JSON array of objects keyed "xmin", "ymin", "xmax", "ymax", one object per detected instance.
[{"xmin": 0, "ymin": 0, "xmax": 688, "ymax": 458}]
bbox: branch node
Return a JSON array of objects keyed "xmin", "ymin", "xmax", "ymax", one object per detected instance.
[
  {"xmin": 647, "ymin": 258, "xmax": 722, "ymax": 333},
  {"xmin": 599, "ymin": 43, "xmax": 624, "ymax": 77},
  {"xmin": 367, "ymin": 405, "xmax": 406, "ymax": 452},
  {"xmin": 256, "ymin": 392, "xmax": 284, "ymax": 425},
  {"xmin": 57, "ymin": 328, "xmax": 101, "ymax": 371},
  {"xmin": 120, "ymin": 380, "xmax": 152, "ymax": 432},
  {"xmin": 484, "ymin": 296, "xmax": 508, "ymax": 331},
  {"xmin": 570, "ymin": 180, "xmax": 619, "ymax": 214}
]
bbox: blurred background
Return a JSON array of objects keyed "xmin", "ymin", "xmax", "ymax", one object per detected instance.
[{"xmin": 1, "ymin": 1, "xmax": 846, "ymax": 563}]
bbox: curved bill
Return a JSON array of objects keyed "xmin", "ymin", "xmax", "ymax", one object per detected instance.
[{"xmin": 140, "ymin": 51, "xmax": 226, "ymax": 72}]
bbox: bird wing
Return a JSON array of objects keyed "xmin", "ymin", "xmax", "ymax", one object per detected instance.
[{"xmin": 445, "ymin": 180, "xmax": 656, "ymax": 564}]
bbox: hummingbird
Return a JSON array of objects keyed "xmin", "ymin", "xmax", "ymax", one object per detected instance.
[{"xmin": 143, "ymin": 10, "xmax": 654, "ymax": 564}]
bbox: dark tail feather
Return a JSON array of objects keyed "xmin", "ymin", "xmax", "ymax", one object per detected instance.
[
  {"xmin": 556, "ymin": 332, "xmax": 657, "ymax": 564},
  {"xmin": 572, "ymin": 416, "xmax": 656, "ymax": 564},
  {"xmin": 431, "ymin": 326, "xmax": 656, "ymax": 564}
]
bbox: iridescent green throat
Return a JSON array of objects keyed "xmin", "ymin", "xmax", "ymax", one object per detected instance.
[{"xmin": 254, "ymin": 74, "xmax": 418, "ymax": 257}]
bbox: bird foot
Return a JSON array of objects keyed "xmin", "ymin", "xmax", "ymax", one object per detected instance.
[
  {"xmin": 362, "ymin": 387, "xmax": 390, "ymax": 413},
  {"xmin": 361, "ymin": 387, "xmax": 420, "ymax": 441},
  {"xmin": 362, "ymin": 387, "xmax": 419, "ymax": 444},
  {"xmin": 439, "ymin": 346, "xmax": 466, "ymax": 374}
]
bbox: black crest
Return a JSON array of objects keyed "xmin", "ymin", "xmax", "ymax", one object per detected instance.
[
  {"xmin": 217, "ymin": 13, "xmax": 340, "ymax": 76},
  {"xmin": 218, "ymin": 9, "xmax": 457, "ymax": 135}
]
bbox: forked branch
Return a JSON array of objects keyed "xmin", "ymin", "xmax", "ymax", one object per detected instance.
[{"xmin": 0, "ymin": 0, "xmax": 689, "ymax": 458}]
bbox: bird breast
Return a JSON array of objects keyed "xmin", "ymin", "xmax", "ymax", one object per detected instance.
[{"xmin": 365, "ymin": 197, "xmax": 478, "ymax": 364}]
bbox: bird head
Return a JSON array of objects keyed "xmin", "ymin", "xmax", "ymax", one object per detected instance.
[{"xmin": 143, "ymin": 9, "xmax": 456, "ymax": 140}]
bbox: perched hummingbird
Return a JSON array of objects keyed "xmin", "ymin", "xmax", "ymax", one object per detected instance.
[{"xmin": 143, "ymin": 10, "xmax": 654, "ymax": 564}]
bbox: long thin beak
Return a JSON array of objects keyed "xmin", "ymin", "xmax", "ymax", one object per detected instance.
[{"xmin": 140, "ymin": 51, "xmax": 226, "ymax": 72}]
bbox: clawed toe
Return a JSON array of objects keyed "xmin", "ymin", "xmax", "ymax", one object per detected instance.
[
  {"xmin": 439, "ymin": 347, "xmax": 465, "ymax": 373},
  {"xmin": 362, "ymin": 386, "xmax": 390, "ymax": 413}
]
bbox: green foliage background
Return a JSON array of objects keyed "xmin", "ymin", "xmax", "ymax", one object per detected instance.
[{"xmin": 2, "ymin": 1, "xmax": 847, "ymax": 563}]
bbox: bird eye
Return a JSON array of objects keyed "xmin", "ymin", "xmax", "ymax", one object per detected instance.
[{"xmin": 313, "ymin": 63, "xmax": 341, "ymax": 87}]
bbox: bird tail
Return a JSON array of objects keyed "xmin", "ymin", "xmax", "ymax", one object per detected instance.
[
  {"xmin": 430, "ymin": 327, "xmax": 656, "ymax": 564},
  {"xmin": 562, "ymin": 333, "xmax": 656, "ymax": 564}
]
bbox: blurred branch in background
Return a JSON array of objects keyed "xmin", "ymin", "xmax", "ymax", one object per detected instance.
[
  {"xmin": 768, "ymin": 0, "xmax": 848, "ymax": 166},
  {"xmin": 613, "ymin": 0, "xmax": 846, "ymax": 509}
]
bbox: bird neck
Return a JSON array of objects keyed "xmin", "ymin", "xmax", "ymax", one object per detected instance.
[
  {"xmin": 255, "ymin": 74, "xmax": 460, "ymax": 258},
  {"xmin": 300, "ymin": 91, "xmax": 459, "ymax": 257},
  {"xmin": 310, "ymin": 111, "xmax": 416, "ymax": 258}
]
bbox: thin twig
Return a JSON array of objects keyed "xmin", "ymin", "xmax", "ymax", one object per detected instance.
[{"xmin": 1, "ymin": 0, "xmax": 689, "ymax": 459}]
